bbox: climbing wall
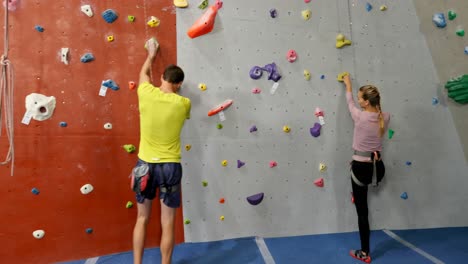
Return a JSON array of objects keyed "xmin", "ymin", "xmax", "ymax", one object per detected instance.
[
  {"xmin": 0, "ymin": 1, "xmax": 184, "ymax": 263},
  {"xmin": 177, "ymin": 0, "xmax": 468, "ymax": 242}
]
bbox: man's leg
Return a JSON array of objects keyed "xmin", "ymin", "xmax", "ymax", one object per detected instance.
[
  {"xmin": 133, "ymin": 198, "xmax": 153, "ymax": 264},
  {"xmin": 160, "ymin": 199, "xmax": 176, "ymax": 264}
]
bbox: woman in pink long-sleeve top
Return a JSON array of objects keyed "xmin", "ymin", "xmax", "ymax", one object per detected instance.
[{"xmin": 342, "ymin": 74, "xmax": 390, "ymax": 263}]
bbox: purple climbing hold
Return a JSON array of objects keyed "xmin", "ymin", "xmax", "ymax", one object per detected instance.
[
  {"xmin": 237, "ymin": 160, "xmax": 245, "ymax": 168},
  {"xmin": 270, "ymin": 8, "xmax": 277, "ymax": 18},
  {"xmin": 249, "ymin": 66, "xmax": 263, "ymax": 80},
  {"xmin": 247, "ymin": 192, "xmax": 264, "ymax": 205},
  {"xmin": 310, "ymin": 122, "xmax": 321, "ymax": 137},
  {"xmin": 250, "ymin": 125, "xmax": 258, "ymax": 133}
]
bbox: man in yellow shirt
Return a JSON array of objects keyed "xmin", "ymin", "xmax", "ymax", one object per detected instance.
[{"xmin": 132, "ymin": 38, "xmax": 191, "ymax": 264}]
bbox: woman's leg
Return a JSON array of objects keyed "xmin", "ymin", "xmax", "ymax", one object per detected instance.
[{"xmin": 351, "ymin": 178, "xmax": 370, "ymax": 254}]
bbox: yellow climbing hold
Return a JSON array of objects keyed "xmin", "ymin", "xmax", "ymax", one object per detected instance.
[
  {"xmin": 380, "ymin": 5, "xmax": 387, "ymax": 11},
  {"xmin": 319, "ymin": 163, "xmax": 327, "ymax": 172},
  {"xmin": 304, "ymin": 70, "xmax": 311, "ymax": 81},
  {"xmin": 147, "ymin": 16, "xmax": 160, "ymax": 27},
  {"xmin": 126, "ymin": 201, "xmax": 134, "ymax": 208},
  {"xmin": 301, "ymin": 9, "xmax": 311, "ymax": 21},
  {"xmin": 185, "ymin": 144, "xmax": 191, "ymax": 151},
  {"xmin": 220, "ymin": 215, "xmax": 225, "ymax": 221},
  {"xmin": 336, "ymin": 34, "xmax": 352, "ymax": 48},
  {"xmin": 174, "ymin": 0, "xmax": 188, "ymax": 8},
  {"xmin": 221, "ymin": 160, "xmax": 228, "ymax": 167},
  {"xmin": 337, "ymin": 72, "xmax": 350, "ymax": 82},
  {"xmin": 283, "ymin": 125, "xmax": 291, "ymax": 133},
  {"xmin": 198, "ymin": 83, "xmax": 207, "ymax": 91}
]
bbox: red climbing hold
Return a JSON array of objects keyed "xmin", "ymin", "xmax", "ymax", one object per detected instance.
[{"xmin": 314, "ymin": 178, "xmax": 324, "ymax": 187}]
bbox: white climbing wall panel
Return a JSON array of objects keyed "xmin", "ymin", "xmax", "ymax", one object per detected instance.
[{"xmin": 177, "ymin": 0, "xmax": 468, "ymax": 242}]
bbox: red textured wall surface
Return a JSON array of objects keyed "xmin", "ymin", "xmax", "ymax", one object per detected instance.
[{"xmin": 0, "ymin": 1, "xmax": 183, "ymax": 263}]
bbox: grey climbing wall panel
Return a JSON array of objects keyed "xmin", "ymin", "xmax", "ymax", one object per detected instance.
[{"xmin": 177, "ymin": 0, "xmax": 468, "ymax": 242}]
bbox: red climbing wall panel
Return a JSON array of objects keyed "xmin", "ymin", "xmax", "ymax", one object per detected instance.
[{"xmin": 0, "ymin": 1, "xmax": 183, "ymax": 263}]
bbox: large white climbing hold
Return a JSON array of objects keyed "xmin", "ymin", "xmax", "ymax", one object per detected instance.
[
  {"xmin": 60, "ymin": 48, "xmax": 69, "ymax": 65},
  {"xmin": 80, "ymin": 184, "xmax": 94, "ymax": 195},
  {"xmin": 81, "ymin": 5, "xmax": 94, "ymax": 17},
  {"xmin": 25, "ymin": 93, "xmax": 56, "ymax": 121},
  {"xmin": 33, "ymin": 230, "xmax": 45, "ymax": 239}
]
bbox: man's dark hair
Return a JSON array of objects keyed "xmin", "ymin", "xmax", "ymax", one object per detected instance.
[{"xmin": 163, "ymin": 64, "xmax": 184, "ymax": 84}]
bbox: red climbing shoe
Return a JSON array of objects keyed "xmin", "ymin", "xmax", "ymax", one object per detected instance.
[{"xmin": 349, "ymin": 250, "xmax": 371, "ymax": 263}]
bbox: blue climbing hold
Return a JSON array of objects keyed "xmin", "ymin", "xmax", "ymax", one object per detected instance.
[
  {"xmin": 80, "ymin": 53, "xmax": 95, "ymax": 63},
  {"xmin": 405, "ymin": 161, "xmax": 412, "ymax": 166},
  {"xmin": 102, "ymin": 79, "xmax": 119, "ymax": 91},
  {"xmin": 365, "ymin": 3, "xmax": 372, "ymax": 12},
  {"xmin": 31, "ymin": 188, "xmax": 40, "ymax": 195},
  {"xmin": 85, "ymin": 228, "xmax": 93, "ymax": 234},
  {"xmin": 400, "ymin": 192, "xmax": 408, "ymax": 200},
  {"xmin": 433, "ymin": 13, "xmax": 447, "ymax": 28},
  {"xmin": 59, "ymin": 122, "xmax": 67, "ymax": 127},
  {"xmin": 35, "ymin": 25, "xmax": 44, "ymax": 32},
  {"xmin": 320, "ymin": 75, "xmax": 325, "ymax": 80},
  {"xmin": 432, "ymin": 97, "xmax": 439, "ymax": 105},
  {"xmin": 465, "ymin": 46, "xmax": 468, "ymax": 55},
  {"xmin": 102, "ymin": 9, "xmax": 118, "ymax": 23}
]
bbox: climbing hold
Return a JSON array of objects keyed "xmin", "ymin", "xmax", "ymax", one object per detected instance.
[
  {"xmin": 31, "ymin": 188, "xmax": 40, "ymax": 195},
  {"xmin": 102, "ymin": 9, "xmax": 118, "ymax": 23},
  {"xmin": 269, "ymin": 161, "xmax": 277, "ymax": 168},
  {"xmin": 185, "ymin": 144, "xmax": 192, "ymax": 151},
  {"xmin": 198, "ymin": 0, "xmax": 208, "ymax": 9},
  {"xmin": 283, "ymin": 125, "xmax": 291, "ymax": 133},
  {"xmin": 286, "ymin": 49, "xmax": 297, "ymax": 63},
  {"xmin": 221, "ymin": 160, "xmax": 228, "ymax": 167},
  {"xmin": 220, "ymin": 215, "xmax": 225, "ymax": 221},
  {"xmin": 405, "ymin": 161, "xmax": 412, "ymax": 166},
  {"xmin": 448, "ymin": 10, "xmax": 457, "ymax": 21},
  {"xmin": 246, "ymin": 192, "xmax": 264, "ymax": 205},
  {"xmin": 80, "ymin": 53, "xmax": 95, "ymax": 63},
  {"xmin": 147, "ymin": 16, "xmax": 160, "ymax": 27},
  {"xmin": 310, "ymin": 123, "xmax": 322, "ymax": 137},
  {"xmin": 217, "ymin": 123, "xmax": 223, "ymax": 129},
  {"xmin": 128, "ymin": 15, "xmax": 136, "ymax": 22},
  {"xmin": 263, "ymin": 62, "xmax": 282, "ymax": 82},
  {"xmin": 319, "ymin": 163, "xmax": 327, "ymax": 172},
  {"xmin": 184, "ymin": 219, "xmax": 191, "ymax": 224},
  {"xmin": 33, "ymin": 230, "xmax": 45, "ymax": 239},
  {"xmin": 107, "ymin": 35, "xmax": 115, "ymax": 42},
  {"xmin": 315, "ymin": 107, "xmax": 324, "ymax": 117},
  {"xmin": 219, "ymin": 198, "xmax": 225, "ymax": 204},
  {"xmin": 85, "ymin": 228, "xmax": 93, "ymax": 234},
  {"xmin": 400, "ymin": 192, "xmax": 408, "ymax": 200},
  {"xmin": 61, "ymin": 48, "xmax": 69, "ymax": 65},
  {"xmin": 24, "ymin": 93, "xmax": 56, "ymax": 122},
  {"xmin": 104, "ymin": 123, "xmax": 112, "ymax": 130},
  {"xmin": 304, "ymin": 70, "xmax": 311, "ymax": 81},
  {"xmin": 433, "ymin": 13, "xmax": 446, "ymax": 28},
  {"xmin": 337, "ymin": 72, "xmax": 349, "ymax": 82},
  {"xmin": 456, "ymin": 28, "xmax": 465, "ymax": 37},
  {"xmin": 432, "ymin": 97, "xmax": 439, "ymax": 105},
  {"xmin": 202, "ymin": 180, "xmax": 208, "ymax": 187},
  {"xmin": 351, "ymin": 193, "xmax": 355, "ymax": 203},
  {"xmin": 187, "ymin": 3, "xmax": 222, "ymax": 38},
  {"xmin": 269, "ymin": 8, "xmax": 277, "ymax": 18},
  {"xmin": 249, "ymin": 66, "xmax": 263, "ymax": 80},
  {"xmin": 314, "ymin": 178, "xmax": 324, "ymax": 187},
  {"xmin": 380, "ymin": 5, "xmax": 387, "ymax": 11},
  {"xmin": 198, "ymin": 83, "xmax": 207, "ymax": 91},
  {"xmin": 126, "ymin": 201, "xmax": 133, "ymax": 208},
  {"xmin": 365, "ymin": 3, "xmax": 372, "ymax": 12},
  {"xmin": 102, "ymin": 79, "xmax": 119, "ymax": 91},
  {"xmin": 304, "ymin": 0, "xmax": 311, "ymax": 3},
  {"xmin": 237, "ymin": 160, "xmax": 245, "ymax": 168},
  {"xmin": 208, "ymin": 99, "xmax": 233, "ymax": 117},
  {"xmin": 465, "ymin": 47, "xmax": 468, "ymax": 55},
  {"xmin": 3, "ymin": 0, "xmax": 19, "ymax": 11},
  {"xmin": 34, "ymin": 25, "xmax": 44, "ymax": 32},
  {"xmin": 320, "ymin": 75, "xmax": 325, "ymax": 80},
  {"xmin": 123, "ymin": 144, "xmax": 136, "ymax": 153},
  {"xmin": 174, "ymin": 0, "xmax": 188, "ymax": 8},
  {"xmin": 336, "ymin": 34, "xmax": 352, "ymax": 48},
  {"xmin": 81, "ymin": 5, "xmax": 94, "ymax": 17},
  {"xmin": 250, "ymin": 125, "xmax": 258, "ymax": 133},
  {"xmin": 301, "ymin": 9, "xmax": 311, "ymax": 21},
  {"xmin": 59, "ymin": 122, "xmax": 67, "ymax": 127},
  {"xmin": 80, "ymin": 184, "xmax": 94, "ymax": 195},
  {"xmin": 252, "ymin": 87, "xmax": 262, "ymax": 94},
  {"xmin": 388, "ymin": 129, "xmax": 395, "ymax": 139},
  {"xmin": 129, "ymin": 81, "xmax": 136, "ymax": 90},
  {"xmin": 445, "ymin": 74, "xmax": 468, "ymax": 104}
]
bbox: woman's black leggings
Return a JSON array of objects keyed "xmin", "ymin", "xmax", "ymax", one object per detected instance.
[{"xmin": 351, "ymin": 159, "xmax": 385, "ymax": 254}]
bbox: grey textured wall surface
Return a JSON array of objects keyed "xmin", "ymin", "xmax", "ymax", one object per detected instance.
[{"xmin": 176, "ymin": 0, "xmax": 468, "ymax": 242}]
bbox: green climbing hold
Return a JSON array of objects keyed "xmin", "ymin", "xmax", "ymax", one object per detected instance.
[
  {"xmin": 198, "ymin": 0, "xmax": 208, "ymax": 9},
  {"xmin": 123, "ymin": 144, "xmax": 136, "ymax": 153},
  {"xmin": 448, "ymin": 10, "xmax": 456, "ymax": 21},
  {"xmin": 202, "ymin": 180, "xmax": 208, "ymax": 187},
  {"xmin": 388, "ymin": 129, "xmax": 395, "ymax": 139},
  {"xmin": 456, "ymin": 28, "xmax": 465, "ymax": 37},
  {"xmin": 126, "ymin": 201, "xmax": 134, "ymax": 208},
  {"xmin": 217, "ymin": 123, "xmax": 223, "ymax": 129},
  {"xmin": 184, "ymin": 219, "xmax": 191, "ymax": 224},
  {"xmin": 445, "ymin": 74, "xmax": 468, "ymax": 104}
]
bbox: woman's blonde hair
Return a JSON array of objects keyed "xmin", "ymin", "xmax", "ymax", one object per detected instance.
[{"xmin": 359, "ymin": 85, "xmax": 384, "ymax": 137}]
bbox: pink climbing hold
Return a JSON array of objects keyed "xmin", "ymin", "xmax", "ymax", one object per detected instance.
[
  {"xmin": 286, "ymin": 49, "xmax": 297, "ymax": 63},
  {"xmin": 3, "ymin": 0, "xmax": 19, "ymax": 11},
  {"xmin": 269, "ymin": 161, "xmax": 277, "ymax": 168},
  {"xmin": 215, "ymin": 0, "xmax": 223, "ymax": 9},
  {"xmin": 252, "ymin": 87, "xmax": 261, "ymax": 94},
  {"xmin": 315, "ymin": 107, "xmax": 324, "ymax": 117},
  {"xmin": 314, "ymin": 178, "xmax": 324, "ymax": 187},
  {"xmin": 304, "ymin": 0, "xmax": 311, "ymax": 3}
]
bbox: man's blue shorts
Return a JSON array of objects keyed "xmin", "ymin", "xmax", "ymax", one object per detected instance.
[{"xmin": 134, "ymin": 159, "xmax": 182, "ymax": 208}]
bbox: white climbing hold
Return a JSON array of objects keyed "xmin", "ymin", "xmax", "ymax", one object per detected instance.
[
  {"xmin": 25, "ymin": 93, "xmax": 56, "ymax": 121},
  {"xmin": 33, "ymin": 230, "xmax": 45, "ymax": 239},
  {"xmin": 80, "ymin": 184, "xmax": 94, "ymax": 195},
  {"xmin": 104, "ymin": 123, "xmax": 112, "ymax": 130},
  {"xmin": 81, "ymin": 5, "xmax": 94, "ymax": 17},
  {"xmin": 60, "ymin": 48, "xmax": 69, "ymax": 65}
]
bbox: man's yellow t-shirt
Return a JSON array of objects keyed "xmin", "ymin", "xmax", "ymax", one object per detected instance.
[{"xmin": 137, "ymin": 82, "xmax": 191, "ymax": 163}]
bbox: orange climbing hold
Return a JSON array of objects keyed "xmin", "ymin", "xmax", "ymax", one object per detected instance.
[
  {"xmin": 187, "ymin": 4, "xmax": 221, "ymax": 39},
  {"xmin": 128, "ymin": 81, "xmax": 136, "ymax": 90}
]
